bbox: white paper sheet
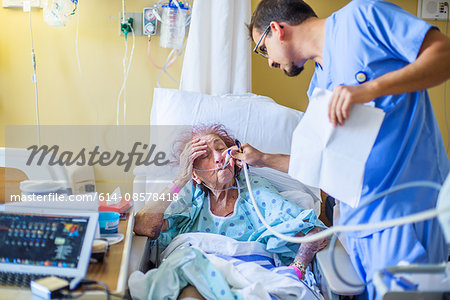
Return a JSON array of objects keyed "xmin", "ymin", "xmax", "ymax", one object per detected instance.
[{"xmin": 288, "ymin": 88, "xmax": 385, "ymax": 208}]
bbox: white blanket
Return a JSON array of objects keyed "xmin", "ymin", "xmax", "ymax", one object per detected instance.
[{"xmin": 129, "ymin": 233, "xmax": 323, "ymax": 300}]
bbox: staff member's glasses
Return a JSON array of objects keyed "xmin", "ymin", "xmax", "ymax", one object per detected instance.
[{"xmin": 253, "ymin": 24, "xmax": 271, "ymax": 59}]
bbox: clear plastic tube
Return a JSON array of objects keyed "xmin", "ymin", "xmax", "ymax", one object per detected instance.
[
  {"xmin": 243, "ymin": 162, "xmax": 446, "ymax": 243},
  {"xmin": 201, "ymin": 182, "xmax": 241, "ymax": 192},
  {"xmin": 29, "ymin": 9, "xmax": 40, "ymax": 146},
  {"xmin": 194, "ymin": 166, "xmax": 224, "ymax": 172}
]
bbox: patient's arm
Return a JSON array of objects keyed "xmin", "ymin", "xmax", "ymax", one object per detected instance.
[
  {"xmin": 134, "ymin": 201, "xmax": 169, "ymax": 239},
  {"xmin": 135, "ymin": 139, "xmax": 201, "ymax": 238},
  {"xmin": 293, "ymin": 227, "xmax": 327, "ymax": 267},
  {"xmin": 134, "ymin": 178, "xmax": 186, "ymax": 238},
  {"xmin": 134, "ymin": 209, "xmax": 169, "ymax": 239}
]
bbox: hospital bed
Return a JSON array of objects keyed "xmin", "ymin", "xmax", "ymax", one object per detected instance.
[{"xmin": 128, "ymin": 88, "xmax": 365, "ymax": 299}]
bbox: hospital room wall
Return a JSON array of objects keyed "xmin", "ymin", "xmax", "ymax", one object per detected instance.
[
  {"xmin": 251, "ymin": 0, "xmax": 450, "ymax": 157},
  {"xmin": 0, "ymin": 1, "xmax": 183, "ymax": 193},
  {"xmin": 0, "ymin": 0, "xmax": 183, "ymax": 137}
]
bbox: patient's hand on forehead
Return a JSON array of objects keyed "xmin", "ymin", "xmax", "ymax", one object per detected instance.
[
  {"xmin": 190, "ymin": 134, "xmax": 237, "ymax": 189},
  {"xmin": 176, "ymin": 137, "xmax": 208, "ymax": 184},
  {"xmin": 173, "ymin": 124, "xmax": 241, "ymax": 194}
]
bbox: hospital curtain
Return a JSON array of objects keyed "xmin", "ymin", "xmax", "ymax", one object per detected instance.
[{"xmin": 180, "ymin": 0, "xmax": 251, "ymax": 95}]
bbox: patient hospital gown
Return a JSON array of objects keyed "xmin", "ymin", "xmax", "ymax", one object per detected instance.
[{"xmin": 159, "ymin": 175, "xmax": 326, "ymax": 264}]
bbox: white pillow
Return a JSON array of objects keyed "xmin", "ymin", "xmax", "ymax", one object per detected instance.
[{"xmin": 150, "ymin": 88, "xmax": 303, "ymax": 155}]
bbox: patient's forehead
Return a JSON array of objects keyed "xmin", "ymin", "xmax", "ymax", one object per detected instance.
[{"xmin": 198, "ymin": 134, "xmax": 226, "ymax": 145}]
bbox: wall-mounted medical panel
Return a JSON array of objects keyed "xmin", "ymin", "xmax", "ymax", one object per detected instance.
[{"xmin": 417, "ymin": 0, "xmax": 449, "ymax": 20}]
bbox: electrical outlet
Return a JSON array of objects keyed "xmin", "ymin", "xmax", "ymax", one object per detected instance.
[{"xmin": 418, "ymin": 0, "xmax": 449, "ymax": 20}]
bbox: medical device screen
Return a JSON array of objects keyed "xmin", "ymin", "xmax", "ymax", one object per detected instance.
[{"xmin": 0, "ymin": 213, "xmax": 88, "ymax": 269}]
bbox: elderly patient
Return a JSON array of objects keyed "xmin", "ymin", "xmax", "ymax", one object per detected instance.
[{"xmin": 133, "ymin": 124, "xmax": 327, "ymax": 299}]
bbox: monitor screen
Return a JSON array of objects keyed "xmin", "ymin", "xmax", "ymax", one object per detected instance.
[{"xmin": 0, "ymin": 213, "xmax": 88, "ymax": 269}]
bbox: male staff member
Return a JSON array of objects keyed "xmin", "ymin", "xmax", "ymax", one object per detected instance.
[{"xmin": 232, "ymin": 0, "xmax": 450, "ymax": 299}]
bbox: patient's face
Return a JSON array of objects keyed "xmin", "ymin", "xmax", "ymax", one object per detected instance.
[{"xmin": 192, "ymin": 134, "xmax": 235, "ymax": 187}]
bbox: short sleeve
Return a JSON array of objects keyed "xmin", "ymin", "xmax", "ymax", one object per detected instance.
[
  {"xmin": 158, "ymin": 182, "xmax": 203, "ymax": 247},
  {"xmin": 361, "ymin": 0, "xmax": 434, "ymax": 62},
  {"xmin": 158, "ymin": 196, "xmax": 192, "ymax": 247}
]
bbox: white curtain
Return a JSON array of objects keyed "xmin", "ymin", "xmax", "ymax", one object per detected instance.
[{"xmin": 180, "ymin": 0, "xmax": 251, "ymax": 95}]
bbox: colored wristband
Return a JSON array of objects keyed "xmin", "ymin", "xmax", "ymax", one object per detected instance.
[
  {"xmin": 289, "ymin": 265, "xmax": 303, "ymax": 280},
  {"xmin": 169, "ymin": 181, "xmax": 181, "ymax": 194}
]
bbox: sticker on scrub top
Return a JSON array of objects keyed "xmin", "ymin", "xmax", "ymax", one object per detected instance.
[{"xmin": 355, "ymin": 71, "xmax": 368, "ymax": 84}]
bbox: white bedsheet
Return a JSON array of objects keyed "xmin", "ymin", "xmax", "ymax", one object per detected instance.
[{"xmin": 128, "ymin": 233, "xmax": 323, "ymax": 300}]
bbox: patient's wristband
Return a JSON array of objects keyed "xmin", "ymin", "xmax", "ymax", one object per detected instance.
[
  {"xmin": 169, "ymin": 181, "xmax": 181, "ymax": 194},
  {"xmin": 289, "ymin": 261, "xmax": 306, "ymax": 280}
]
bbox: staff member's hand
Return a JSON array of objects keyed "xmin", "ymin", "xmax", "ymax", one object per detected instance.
[
  {"xmin": 228, "ymin": 143, "xmax": 267, "ymax": 168},
  {"xmin": 328, "ymin": 84, "xmax": 375, "ymax": 127}
]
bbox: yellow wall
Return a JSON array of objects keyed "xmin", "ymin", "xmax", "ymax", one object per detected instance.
[
  {"xmin": 251, "ymin": 0, "xmax": 450, "ymax": 154},
  {"xmin": 0, "ymin": 0, "xmax": 183, "ymax": 140},
  {"xmin": 0, "ymin": 0, "xmax": 186, "ymax": 194}
]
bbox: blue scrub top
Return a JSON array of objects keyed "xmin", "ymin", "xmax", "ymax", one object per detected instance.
[{"xmin": 307, "ymin": 0, "xmax": 450, "ymax": 237}]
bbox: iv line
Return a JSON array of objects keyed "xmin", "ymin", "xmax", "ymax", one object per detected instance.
[
  {"xmin": 116, "ymin": 25, "xmax": 135, "ymax": 126},
  {"xmin": 29, "ymin": 8, "xmax": 40, "ymax": 147}
]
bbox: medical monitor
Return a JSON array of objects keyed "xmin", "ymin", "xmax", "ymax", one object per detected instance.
[{"xmin": 0, "ymin": 207, "xmax": 98, "ymax": 279}]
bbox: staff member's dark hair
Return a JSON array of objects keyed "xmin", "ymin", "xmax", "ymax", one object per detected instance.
[{"xmin": 247, "ymin": 0, "xmax": 317, "ymax": 38}]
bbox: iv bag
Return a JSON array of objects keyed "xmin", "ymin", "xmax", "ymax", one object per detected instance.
[
  {"xmin": 159, "ymin": 5, "xmax": 188, "ymax": 49},
  {"xmin": 43, "ymin": 0, "xmax": 78, "ymax": 27}
]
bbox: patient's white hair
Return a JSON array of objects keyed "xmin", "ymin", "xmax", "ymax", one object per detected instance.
[{"xmin": 171, "ymin": 123, "xmax": 241, "ymax": 177}]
